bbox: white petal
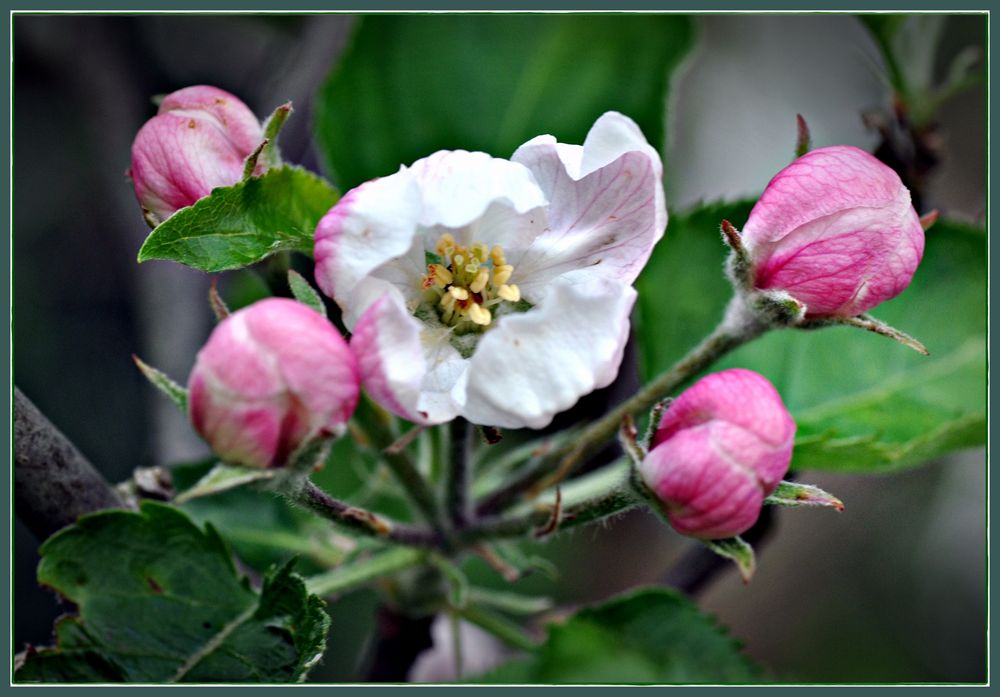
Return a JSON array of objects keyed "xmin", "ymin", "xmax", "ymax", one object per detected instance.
[
  {"xmin": 462, "ymin": 280, "xmax": 636, "ymax": 429},
  {"xmin": 351, "ymin": 293, "xmax": 464, "ymax": 425},
  {"xmin": 409, "ymin": 150, "xmax": 547, "ymax": 229},
  {"xmin": 510, "ymin": 112, "xmax": 667, "ymax": 297},
  {"xmin": 314, "ymin": 169, "xmax": 423, "ymax": 306}
]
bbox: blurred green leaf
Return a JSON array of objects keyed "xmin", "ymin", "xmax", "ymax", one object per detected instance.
[
  {"xmin": 15, "ymin": 502, "xmax": 328, "ymax": 683},
  {"xmin": 287, "ymin": 269, "xmax": 327, "ymax": 317},
  {"xmin": 138, "ymin": 166, "xmax": 339, "ymax": 272},
  {"xmin": 315, "ymin": 14, "xmax": 694, "ymax": 189},
  {"xmin": 475, "ymin": 587, "xmax": 758, "ymax": 683},
  {"xmin": 636, "ymin": 203, "xmax": 985, "ymax": 473}
]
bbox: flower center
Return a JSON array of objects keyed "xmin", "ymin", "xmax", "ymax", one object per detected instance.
[{"xmin": 420, "ymin": 233, "xmax": 522, "ymax": 330}]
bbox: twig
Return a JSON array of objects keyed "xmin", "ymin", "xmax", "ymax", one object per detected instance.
[
  {"xmin": 14, "ymin": 387, "xmax": 127, "ymax": 540},
  {"xmin": 294, "ymin": 481, "xmax": 442, "ymax": 549}
]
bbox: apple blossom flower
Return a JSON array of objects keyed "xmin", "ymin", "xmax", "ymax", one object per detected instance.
[
  {"xmin": 129, "ymin": 85, "xmax": 266, "ymax": 224},
  {"xmin": 315, "ymin": 112, "xmax": 666, "ymax": 429},
  {"xmin": 741, "ymin": 145, "xmax": 924, "ymax": 318},
  {"xmin": 639, "ymin": 368, "xmax": 795, "ymax": 540},
  {"xmin": 188, "ymin": 297, "xmax": 359, "ymax": 468}
]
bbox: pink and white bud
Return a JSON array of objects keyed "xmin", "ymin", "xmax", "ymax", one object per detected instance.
[
  {"xmin": 742, "ymin": 145, "xmax": 924, "ymax": 318},
  {"xmin": 188, "ymin": 297, "xmax": 359, "ymax": 469},
  {"xmin": 639, "ymin": 369, "xmax": 795, "ymax": 540},
  {"xmin": 129, "ymin": 85, "xmax": 265, "ymax": 224}
]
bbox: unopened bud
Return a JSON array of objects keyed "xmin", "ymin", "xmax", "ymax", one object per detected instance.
[
  {"xmin": 129, "ymin": 85, "xmax": 266, "ymax": 224},
  {"xmin": 638, "ymin": 369, "xmax": 795, "ymax": 540},
  {"xmin": 188, "ymin": 298, "xmax": 359, "ymax": 469},
  {"xmin": 741, "ymin": 145, "xmax": 924, "ymax": 319}
]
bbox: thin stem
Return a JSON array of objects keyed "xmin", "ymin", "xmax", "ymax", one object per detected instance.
[
  {"xmin": 294, "ymin": 480, "xmax": 442, "ymax": 549},
  {"xmin": 446, "ymin": 418, "xmax": 473, "ymax": 528},
  {"xmin": 457, "ymin": 605, "xmax": 540, "ymax": 652},
  {"xmin": 460, "ymin": 474, "xmax": 639, "ymax": 546},
  {"xmin": 477, "ymin": 297, "xmax": 764, "ymax": 515},
  {"xmin": 306, "ymin": 547, "xmax": 425, "ymax": 597},
  {"xmin": 354, "ymin": 397, "xmax": 449, "ymax": 539}
]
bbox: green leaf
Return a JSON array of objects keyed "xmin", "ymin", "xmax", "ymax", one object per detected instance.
[
  {"xmin": 14, "ymin": 502, "xmax": 329, "ymax": 683},
  {"xmin": 138, "ymin": 166, "xmax": 339, "ymax": 272},
  {"xmin": 635, "ymin": 203, "xmax": 986, "ymax": 474},
  {"xmin": 287, "ymin": 269, "xmax": 327, "ymax": 317},
  {"xmin": 173, "ymin": 462, "xmax": 278, "ymax": 504},
  {"xmin": 475, "ymin": 587, "xmax": 759, "ymax": 683},
  {"xmin": 132, "ymin": 355, "xmax": 188, "ymax": 412},
  {"xmin": 315, "ymin": 14, "xmax": 694, "ymax": 189}
]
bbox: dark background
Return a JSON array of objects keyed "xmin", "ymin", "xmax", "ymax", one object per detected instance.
[{"xmin": 12, "ymin": 14, "xmax": 986, "ymax": 682}]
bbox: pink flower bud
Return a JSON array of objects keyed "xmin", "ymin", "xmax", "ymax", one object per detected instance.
[
  {"xmin": 188, "ymin": 298, "xmax": 359, "ymax": 469},
  {"xmin": 639, "ymin": 369, "xmax": 795, "ymax": 540},
  {"xmin": 742, "ymin": 145, "xmax": 924, "ymax": 318},
  {"xmin": 129, "ymin": 85, "xmax": 265, "ymax": 223}
]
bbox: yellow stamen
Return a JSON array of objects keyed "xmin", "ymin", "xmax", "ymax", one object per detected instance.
[
  {"xmin": 490, "ymin": 245, "xmax": 506, "ymax": 266},
  {"xmin": 471, "ymin": 242, "xmax": 489, "ymax": 262},
  {"xmin": 469, "ymin": 268, "xmax": 489, "ymax": 293},
  {"xmin": 468, "ymin": 303, "xmax": 492, "ymax": 326},
  {"xmin": 493, "ymin": 264, "xmax": 513, "ymax": 286},
  {"xmin": 449, "ymin": 286, "xmax": 469, "ymax": 301},
  {"xmin": 497, "ymin": 284, "xmax": 521, "ymax": 302},
  {"xmin": 436, "ymin": 233, "xmax": 456, "ymax": 257}
]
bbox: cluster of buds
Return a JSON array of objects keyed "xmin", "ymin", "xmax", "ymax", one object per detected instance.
[{"xmin": 130, "ymin": 87, "xmax": 926, "ymax": 552}]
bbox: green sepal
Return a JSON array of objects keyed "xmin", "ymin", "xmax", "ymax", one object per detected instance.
[
  {"xmin": 703, "ymin": 536, "xmax": 756, "ymax": 584},
  {"xmin": 132, "ymin": 355, "xmax": 188, "ymax": 413}
]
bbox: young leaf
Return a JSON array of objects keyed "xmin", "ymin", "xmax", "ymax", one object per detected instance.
[
  {"xmin": 315, "ymin": 14, "xmax": 694, "ymax": 189},
  {"xmin": 14, "ymin": 502, "xmax": 329, "ymax": 683},
  {"xmin": 173, "ymin": 462, "xmax": 278, "ymax": 504},
  {"xmin": 287, "ymin": 269, "xmax": 327, "ymax": 317},
  {"xmin": 132, "ymin": 355, "xmax": 188, "ymax": 412},
  {"xmin": 474, "ymin": 587, "xmax": 759, "ymax": 683},
  {"xmin": 636, "ymin": 204, "xmax": 985, "ymax": 474},
  {"xmin": 138, "ymin": 166, "xmax": 339, "ymax": 272}
]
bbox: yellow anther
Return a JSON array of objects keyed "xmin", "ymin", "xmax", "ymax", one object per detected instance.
[
  {"xmin": 471, "ymin": 242, "xmax": 489, "ymax": 262},
  {"xmin": 467, "ymin": 303, "xmax": 492, "ymax": 326},
  {"xmin": 497, "ymin": 284, "xmax": 521, "ymax": 302},
  {"xmin": 449, "ymin": 286, "xmax": 469, "ymax": 301},
  {"xmin": 436, "ymin": 233, "xmax": 456, "ymax": 257},
  {"xmin": 453, "ymin": 254, "xmax": 465, "ymax": 267},
  {"xmin": 490, "ymin": 245, "xmax": 506, "ymax": 266},
  {"xmin": 493, "ymin": 264, "xmax": 514, "ymax": 286},
  {"xmin": 470, "ymin": 268, "xmax": 490, "ymax": 294}
]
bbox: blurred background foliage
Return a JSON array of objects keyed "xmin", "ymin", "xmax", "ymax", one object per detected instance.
[{"xmin": 13, "ymin": 13, "xmax": 986, "ymax": 683}]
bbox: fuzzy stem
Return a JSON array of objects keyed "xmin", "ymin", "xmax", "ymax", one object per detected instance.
[
  {"xmin": 460, "ymin": 469, "xmax": 639, "ymax": 546},
  {"xmin": 294, "ymin": 480, "xmax": 442, "ymax": 549}
]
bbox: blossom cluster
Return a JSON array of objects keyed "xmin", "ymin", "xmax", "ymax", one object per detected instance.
[{"xmin": 130, "ymin": 86, "xmax": 924, "ymax": 540}]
